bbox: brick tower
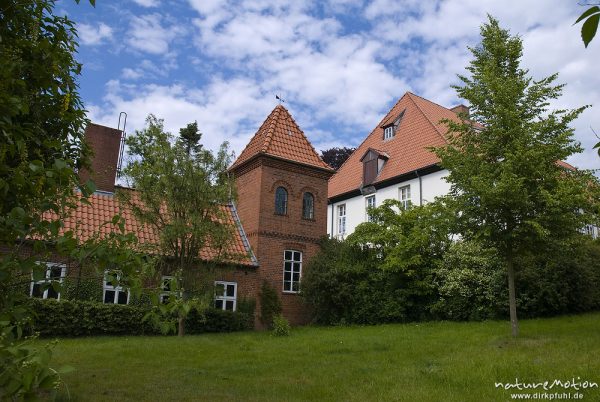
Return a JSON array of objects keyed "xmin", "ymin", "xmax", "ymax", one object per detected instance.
[{"xmin": 229, "ymin": 105, "xmax": 334, "ymax": 325}]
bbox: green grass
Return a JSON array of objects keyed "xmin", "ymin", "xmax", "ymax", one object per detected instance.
[{"xmin": 49, "ymin": 313, "xmax": 600, "ymax": 401}]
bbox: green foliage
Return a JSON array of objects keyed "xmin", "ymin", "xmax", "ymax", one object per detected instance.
[
  {"xmin": 259, "ymin": 281, "xmax": 282, "ymax": 328},
  {"xmin": 63, "ymin": 278, "xmax": 103, "ymax": 302},
  {"xmin": 271, "ymin": 314, "xmax": 290, "ymax": 336},
  {"xmin": 29, "ymin": 299, "xmax": 253, "ymax": 337},
  {"xmin": 119, "ymin": 115, "xmax": 237, "ymax": 336},
  {"xmin": 432, "ymin": 16, "xmax": 599, "ymax": 336},
  {"xmin": 574, "ymin": 5, "xmax": 600, "ymax": 48},
  {"xmin": 432, "ymin": 241, "xmax": 507, "ymax": 321},
  {"xmin": 302, "ymin": 237, "xmax": 423, "ymax": 325}
]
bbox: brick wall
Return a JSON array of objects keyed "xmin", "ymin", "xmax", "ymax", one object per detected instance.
[{"xmin": 232, "ymin": 155, "xmax": 333, "ymax": 326}]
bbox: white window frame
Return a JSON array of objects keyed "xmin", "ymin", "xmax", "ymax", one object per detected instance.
[
  {"xmin": 337, "ymin": 204, "xmax": 347, "ymax": 235},
  {"xmin": 30, "ymin": 262, "xmax": 67, "ymax": 300},
  {"xmin": 399, "ymin": 185, "xmax": 411, "ymax": 210},
  {"xmin": 103, "ymin": 270, "xmax": 130, "ymax": 305},
  {"xmin": 283, "ymin": 250, "xmax": 302, "ymax": 293},
  {"xmin": 159, "ymin": 275, "xmax": 179, "ymax": 304},
  {"xmin": 214, "ymin": 281, "xmax": 237, "ymax": 311},
  {"xmin": 384, "ymin": 126, "xmax": 394, "ymax": 140},
  {"xmin": 365, "ymin": 195, "xmax": 376, "ymax": 222}
]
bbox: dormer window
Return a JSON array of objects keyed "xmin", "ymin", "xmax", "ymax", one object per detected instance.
[
  {"xmin": 381, "ymin": 108, "xmax": 405, "ymax": 141},
  {"xmin": 360, "ymin": 149, "xmax": 389, "ymax": 186},
  {"xmin": 383, "ymin": 126, "xmax": 394, "ymax": 140}
]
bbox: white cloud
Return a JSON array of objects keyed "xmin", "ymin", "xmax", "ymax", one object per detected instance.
[
  {"xmin": 127, "ymin": 14, "xmax": 185, "ymax": 55},
  {"xmin": 132, "ymin": 0, "xmax": 159, "ymax": 7},
  {"xmin": 77, "ymin": 22, "xmax": 113, "ymax": 46}
]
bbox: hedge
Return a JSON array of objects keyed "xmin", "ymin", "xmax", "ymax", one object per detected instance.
[{"xmin": 30, "ymin": 298, "xmax": 254, "ymax": 337}]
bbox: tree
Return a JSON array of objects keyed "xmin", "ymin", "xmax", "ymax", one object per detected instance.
[
  {"xmin": 1, "ymin": 0, "xmax": 147, "ymax": 398},
  {"xmin": 320, "ymin": 147, "xmax": 355, "ymax": 170},
  {"xmin": 433, "ymin": 16, "xmax": 598, "ymax": 337},
  {"xmin": 119, "ymin": 115, "xmax": 237, "ymax": 336},
  {"xmin": 574, "ymin": 4, "xmax": 599, "ymax": 48}
]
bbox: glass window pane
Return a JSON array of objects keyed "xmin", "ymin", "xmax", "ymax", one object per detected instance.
[
  {"xmin": 283, "ymin": 281, "xmax": 291, "ymax": 291},
  {"xmin": 293, "ymin": 272, "xmax": 300, "ymax": 282},
  {"xmin": 104, "ymin": 290, "xmax": 115, "ymax": 304},
  {"xmin": 117, "ymin": 291, "xmax": 128, "ymax": 305},
  {"xmin": 32, "ymin": 283, "xmax": 43, "ymax": 298},
  {"xmin": 294, "ymin": 251, "xmax": 301, "ymax": 261},
  {"xmin": 225, "ymin": 300, "xmax": 234, "ymax": 311},
  {"xmin": 215, "ymin": 299, "xmax": 223, "ymax": 310},
  {"xmin": 284, "ymin": 271, "xmax": 291, "ymax": 281},
  {"xmin": 284, "ymin": 261, "xmax": 292, "ymax": 272},
  {"xmin": 47, "ymin": 284, "xmax": 59, "ymax": 299},
  {"xmin": 292, "ymin": 282, "xmax": 299, "ymax": 292},
  {"xmin": 284, "ymin": 251, "xmax": 292, "ymax": 260},
  {"xmin": 226, "ymin": 284, "xmax": 235, "ymax": 297},
  {"xmin": 49, "ymin": 266, "xmax": 63, "ymax": 279},
  {"xmin": 215, "ymin": 283, "xmax": 225, "ymax": 296}
]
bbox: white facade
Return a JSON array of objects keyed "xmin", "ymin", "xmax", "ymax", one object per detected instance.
[{"xmin": 327, "ymin": 168, "xmax": 452, "ymax": 237}]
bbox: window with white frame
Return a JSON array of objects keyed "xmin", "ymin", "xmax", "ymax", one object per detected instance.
[
  {"xmin": 214, "ymin": 281, "xmax": 237, "ymax": 311},
  {"xmin": 30, "ymin": 262, "xmax": 66, "ymax": 300},
  {"xmin": 383, "ymin": 126, "xmax": 395, "ymax": 140},
  {"xmin": 337, "ymin": 204, "xmax": 346, "ymax": 235},
  {"xmin": 399, "ymin": 185, "xmax": 411, "ymax": 210},
  {"xmin": 103, "ymin": 270, "xmax": 130, "ymax": 305},
  {"xmin": 283, "ymin": 250, "xmax": 302, "ymax": 293},
  {"xmin": 365, "ymin": 195, "xmax": 376, "ymax": 222}
]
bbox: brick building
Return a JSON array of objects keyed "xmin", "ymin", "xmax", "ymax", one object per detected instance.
[{"xmin": 22, "ymin": 104, "xmax": 333, "ymax": 327}]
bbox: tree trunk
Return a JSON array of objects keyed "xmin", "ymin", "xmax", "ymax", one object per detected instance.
[
  {"xmin": 506, "ymin": 253, "xmax": 519, "ymax": 337},
  {"xmin": 178, "ymin": 315, "xmax": 185, "ymax": 337}
]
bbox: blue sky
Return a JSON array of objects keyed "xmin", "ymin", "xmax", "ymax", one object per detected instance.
[{"xmin": 58, "ymin": 0, "xmax": 600, "ymax": 171}]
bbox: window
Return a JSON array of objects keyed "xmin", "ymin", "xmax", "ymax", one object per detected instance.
[
  {"xmin": 160, "ymin": 276, "xmax": 177, "ymax": 304},
  {"xmin": 302, "ymin": 192, "xmax": 314, "ymax": 219},
  {"xmin": 283, "ymin": 250, "xmax": 302, "ymax": 293},
  {"xmin": 275, "ymin": 187, "xmax": 288, "ymax": 215},
  {"xmin": 337, "ymin": 204, "xmax": 346, "ymax": 235},
  {"xmin": 30, "ymin": 262, "xmax": 66, "ymax": 300},
  {"xmin": 215, "ymin": 281, "xmax": 237, "ymax": 311},
  {"xmin": 365, "ymin": 195, "xmax": 376, "ymax": 222},
  {"xmin": 383, "ymin": 126, "xmax": 394, "ymax": 140},
  {"xmin": 103, "ymin": 270, "xmax": 129, "ymax": 305},
  {"xmin": 399, "ymin": 185, "xmax": 411, "ymax": 210}
]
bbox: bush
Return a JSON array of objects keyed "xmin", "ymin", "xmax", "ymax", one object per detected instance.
[
  {"xmin": 30, "ymin": 299, "xmax": 254, "ymax": 337},
  {"xmin": 431, "ymin": 241, "xmax": 507, "ymax": 321},
  {"xmin": 272, "ymin": 314, "xmax": 290, "ymax": 336},
  {"xmin": 259, "ymin": 281, "xmax": 281, "ymax": 328}
]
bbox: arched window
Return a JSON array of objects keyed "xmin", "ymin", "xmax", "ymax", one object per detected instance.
[
  {"xmin": 275, "ymin": 187, "xmax": 288, "ymax": 215},
  {"xmin": 302, "ymin": 192, "xmax": 314, "ymax": 219}
]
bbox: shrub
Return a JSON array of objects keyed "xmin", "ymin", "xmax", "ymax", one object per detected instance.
[
  {"xmin": 431, "ymin": 241, "xmax": 507, "ymax": 320},
  {"xmin": 259, "ymin": 281, "xmax": 281, "ymax": 328},
  {"xmin": 29, "ymin": 299, "xmax": 254, "ymax": 337},
  {"xmin": 272, "ymin": 314, "xmax": 290, "ymax": 336}
]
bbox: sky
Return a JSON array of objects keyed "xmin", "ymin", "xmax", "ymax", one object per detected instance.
[{"xmin": 57, "ymin": 0, "xmax": 600, "ymax": 172}]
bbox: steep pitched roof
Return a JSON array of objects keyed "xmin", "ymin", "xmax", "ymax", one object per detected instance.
[
  {"xmin": 329, "ymin": 92, "xmax": 461, "ymax": 199},
  {"xmin": 230, "ymin": 105, "xmax": 333, "ymax": 171},
  {"xmin": 42, "ymin": 189, "xmax": 258, "ymax": 267}
]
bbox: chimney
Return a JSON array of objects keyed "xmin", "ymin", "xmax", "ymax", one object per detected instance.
[
  {"xmin": 450, "ymin": 104, "xmax": 470, "ymax": 118},
  {"xmin": 79, "ymin": 123, "xmax": 123, "ymax": 193}
]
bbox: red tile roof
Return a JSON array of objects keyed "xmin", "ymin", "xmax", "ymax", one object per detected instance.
[
  {"xmin": 230, "ymin": 105, "xmax": 333, "ymax": 172},
  {"xmin": 42, "ymin": 189, "xmax": 257, "ymax": 266},
  {"xmin": 329, "ymin": 92, "xmax": 460, "ymax": 199}
]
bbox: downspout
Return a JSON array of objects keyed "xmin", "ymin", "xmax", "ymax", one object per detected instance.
[
  {"xmin": 330, "ymin": 203, "xmax": 334, "ymax": 239},
  {"xmin": 416, "ymin": 170, "xmax": 423, "ymax": 206}
]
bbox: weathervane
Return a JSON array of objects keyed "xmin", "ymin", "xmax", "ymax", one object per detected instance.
[{"xmin": 275, "ymin": 94, "xmax": 285, "ymax": 104}]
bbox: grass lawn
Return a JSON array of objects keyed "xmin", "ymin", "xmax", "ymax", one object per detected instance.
[{"xmin": 49, "ymin": 313, "xmax": 600, "ymax": 401}]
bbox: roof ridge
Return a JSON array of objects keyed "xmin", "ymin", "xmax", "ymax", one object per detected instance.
[
  {"xmin": 261, "ymin": 105, "xmax": 281, "ymax": 153},
  {"xmin": 406, "ymin": 92, "xmax": 449, "ymax": 144},
  {"xmin": 332, "ymin": 92, "xmax": 411, "ymax": 175},
  {"xmin": 283, "ymin": 106, "xmax": 331, "ymax": 169}
]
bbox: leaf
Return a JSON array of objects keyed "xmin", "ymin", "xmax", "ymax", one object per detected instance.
[
  {"xmin": 574, "ymin": 6, "xmax": 600, "ymax": 25},
  {"xmin": 57, "ymin": 365, "xmax": 75, "ymax": 374},
  {"xmin": 582, "ymin": 14, "xmax": 600, "ymax": 48}
]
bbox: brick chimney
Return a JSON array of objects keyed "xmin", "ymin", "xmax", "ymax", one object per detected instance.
[
  {"xmin": 79, "ymin": 123, "xmax": 123, "ymax": 193},
  {"xmin": 450, "ymin": 104, "xmax": 470, "ymax": 118}
]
